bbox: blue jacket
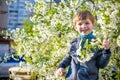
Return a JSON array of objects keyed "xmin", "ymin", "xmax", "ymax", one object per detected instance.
[{"xmin": 58, "ymin": 35, "xmax": 111, "ymax": 80}]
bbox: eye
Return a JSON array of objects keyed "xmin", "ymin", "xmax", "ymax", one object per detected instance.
[
  {"xmin": 78, "ymin": 23, "xmax": 82, "ymax": 25},
  {"xmin": 85, "ymin": 22, "xmax": 89, "ymax": 25}
]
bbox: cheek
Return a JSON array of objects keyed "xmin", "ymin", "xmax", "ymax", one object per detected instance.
[
  {"xmin": 76, "ymin": 25, "xmax": 80, "ymax": 30},
  {"xmin": 75, "ymin": 26, "xmax": 81, "ymax": 32}
]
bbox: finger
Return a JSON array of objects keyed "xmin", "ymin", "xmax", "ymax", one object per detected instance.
[
  {"xmin": 102, "ymin": 43, "xmax": 110, "ymax": 49},
  {"xmin": 103, "ymin": 40, "xmax": 110, "ymax": 45},
  {"xmin": 56, "ymin": 70, "xmax": 61, "ymax": 77},
  {"xmin": 104, "ymin": 39, "xmax": 110, "ymax": 42},
  {"xmin": 58, "ymin": 71, "xmax": 63, "ymax": 76}
]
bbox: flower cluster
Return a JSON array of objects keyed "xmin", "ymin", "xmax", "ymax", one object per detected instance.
[{"xmin": 7, "ymin": 0, "xmax": 120, "ymax": 79}]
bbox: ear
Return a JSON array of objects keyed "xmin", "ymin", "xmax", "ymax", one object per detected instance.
[
  {"xmin": 74, "ymin": 26, "xmax": 77, "ymax": 31},
  {"xmin": 92, "ymin": 24, "xmax": 95, "ymax": 28},
  {"xmin": 93, "ymin": 21, "xmax": 96, "ymax": 27},
  {"xmin": 74, "ymin": 27, "xmax": 77, "ymax": 31}
]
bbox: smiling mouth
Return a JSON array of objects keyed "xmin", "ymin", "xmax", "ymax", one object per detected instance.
[{"xmin": 81, "ymin": 30, "xmax": 88, "ymax": 33}]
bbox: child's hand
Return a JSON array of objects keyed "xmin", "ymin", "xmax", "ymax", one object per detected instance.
[
  {"xmin": 56, "ymin": 68, "xmax": 65, "ymax": 77},
  {"xmin": 102, "ymin": 39, "xmax": 110, "ymax": 50}
]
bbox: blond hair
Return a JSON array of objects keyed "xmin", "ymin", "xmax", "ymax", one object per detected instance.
[{"xmin": 73, "ymin": 10, "xmax": 95, "ymax": 27}]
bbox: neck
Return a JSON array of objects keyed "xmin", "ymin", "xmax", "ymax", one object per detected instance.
[{"xmin": 80, "ymin": 32, "xmax": 94, "ymax": 39}]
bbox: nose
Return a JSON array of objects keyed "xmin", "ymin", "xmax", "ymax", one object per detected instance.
[{"xmin": 81, "ymin": 23, "xmax": 87, "ymax": 28}]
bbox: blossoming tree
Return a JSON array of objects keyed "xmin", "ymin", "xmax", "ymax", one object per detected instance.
[{"xmin": 7, "ymin": 0, "xmax": 120, "ymax": 79}]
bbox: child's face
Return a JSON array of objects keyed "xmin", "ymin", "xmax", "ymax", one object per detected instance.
[{"xmin": 75, "ymin": 18, "xmax": 94, "ymax": 35}]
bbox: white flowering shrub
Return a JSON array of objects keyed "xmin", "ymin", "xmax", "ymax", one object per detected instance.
[
  {"xmin": 94, "ymin": 1, "xmax": 120, "ymax": 80},
  {"xmin": 7, "ymin": 0, "xmax": 120, "ymax": 79},
  {"xmin": 8, "ymin": 1, "xmax": 78, "ymax": 79}
]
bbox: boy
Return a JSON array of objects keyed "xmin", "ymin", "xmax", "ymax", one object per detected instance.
[{"xmin": 56, "ymin": 10, "xmax": 111, "ymax": 80}]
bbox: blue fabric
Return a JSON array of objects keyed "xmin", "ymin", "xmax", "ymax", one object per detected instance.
[
  {"xmin": 58, "ymin": 36, "xmax": 111, "ymax": 80},
  {"xmin": 80, "ymin": 32, "xmax": 94, "ymax": 39},
  {"xmin": 54, "ymin": 0, "xmax": 67, "ymax": 3},
  {"xmin": 79, "ymin": 32, "xmax": 95, "ymax": 49},
  {"xmin": 0, "ymin": 55, "xmax": 25, "ymax": 63}
]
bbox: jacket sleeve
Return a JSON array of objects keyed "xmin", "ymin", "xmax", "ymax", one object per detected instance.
[
  {"xmin": 58, "ymin": 53, "xmax": 72, "ymax": 68},
  {"xmin": 58, "ymin": 38, "xmax": 78, "ymax": 68},
  {"xmin": 96, "ymin": 49, "xmax": 111, "ymax": 68}
]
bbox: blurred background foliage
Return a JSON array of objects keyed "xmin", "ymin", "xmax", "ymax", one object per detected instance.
[{"xmin": 6, "ymin": 0, "xmax": 120, "ymax": 79}]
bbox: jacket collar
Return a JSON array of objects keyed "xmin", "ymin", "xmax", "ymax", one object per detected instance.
[{"xmin": 80, "ymin": 32, "xmax": 94, "ymax": 39}]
